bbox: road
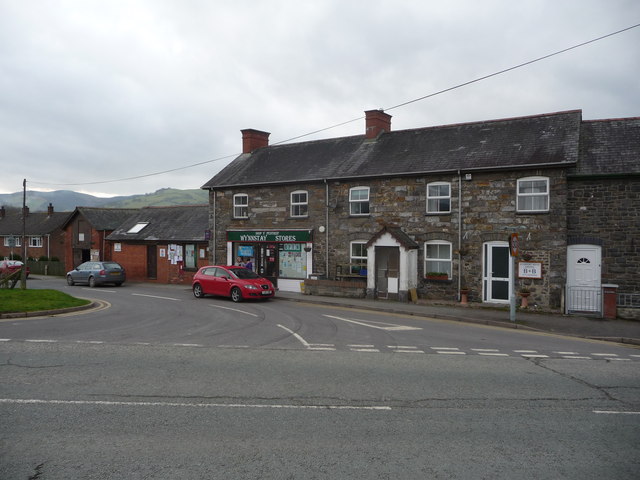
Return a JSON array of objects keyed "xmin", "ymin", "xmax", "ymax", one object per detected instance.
[{"xmin": 1, "ymin": 277, "xmax": 639, "ymax": 479}]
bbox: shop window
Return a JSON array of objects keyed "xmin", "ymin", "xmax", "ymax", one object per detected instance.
[
  {"xmin": 290, "ymin": 190, "xmax": 308, "ymax": 217},
  {"xmin": 425, "ymin": 241, "xmax": 452, "ymax": 279},
  {"xmin": 350, "ymin": 241, "xmax": 368, "ymax": 274},
  {"xmin": 426, "ymin": 182, "xmax": 451, "ymax": 213},
  {"xmin": 233, "ymin": 194, "xmax": 249, "ymax": 218},
  {"xmin": 517, "ymin": 177, "xmax": 549, "ymax": 212},
  {"xmin": 278, "ymin": 243, "xmax": 307, "ymax": 279},
  {"xmin": 349, "ymin": 187, "xmax": 370, "ymax": 216}
]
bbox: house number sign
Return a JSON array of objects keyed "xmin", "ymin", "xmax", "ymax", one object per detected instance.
[{"xmin": 518, "ymin": 262, "xmax": 543, "ymax": 279}]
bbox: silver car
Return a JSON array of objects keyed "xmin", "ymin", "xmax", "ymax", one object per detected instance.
[{"xmin": 66, "ymin": 261, "xmax": 126, "ymax": 287}]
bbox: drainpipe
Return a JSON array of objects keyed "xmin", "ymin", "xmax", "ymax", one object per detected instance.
[
  {"xmin": 324, "ymin": 179, "xmax": 329, "ymax": 277},
  {"xmin": 458, "ymin": 170, "xmax": 463, "ymax": 300},
  {"xmin": 102, "ymin": 230, "xmax": 106, "ymax": 260},
  {"xmin": 212, "ymin": 190, "xmax": 217, "ymax": 265}
]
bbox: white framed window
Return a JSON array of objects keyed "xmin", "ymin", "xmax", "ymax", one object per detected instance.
[
  {"xmin": 290, "ymin": 190, "xmax": 308, "ymax": 217},
  {"xmin": 3, "ymin": 236, "xmax": 21, "ymax": 247},
  {"xmin": 425, "ymin": 241, "xmax": 452, "ymax": 279},
  {"xmin": 349, "ymin": 186, "xmax": 370, "ymax": 216},
  {"xmin": 517, "ymin": 177, "xmax": 549, "ymax": 212},
  {"xmin": 350, "ymin": 241, "xmax": 368, "ymax": 275},
  {"xmin": 233, "ymin": 193, "xmax": 249, "ymax": 219},
  {"xmin": 28, "ymin": 236, "xmax": 43, "ymax": 248},
  {"xmin": 426, "ymin": 182, "xmax": 451, "ymax": 213}
]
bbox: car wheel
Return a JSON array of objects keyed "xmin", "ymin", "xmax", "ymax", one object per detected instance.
[
  {"xmin": 66, "ymin": 275, "xmax": 75, "ymax": 286},
  {"xmin": 230, "ymin": 287, "xmax": 242, "ymax": 303},
  {"xmin": 88, "ymin": 276, "xmax": 96, "ymax": 288},
  {"xmin": 193, "ymin": 283, "xmax": 204, "ymax": 298}
]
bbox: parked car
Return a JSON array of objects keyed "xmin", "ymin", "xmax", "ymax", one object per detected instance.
[
  {"xmin": 192, "ymin": 265, "xmax": 275, "ymax": 302},
  {"xmin": 0, "ymin": 260, "xmax": 30, "ymax": 278},
  {"xmin": 66, "ymin": 261, "xmax": 126, "ymax": 287}
]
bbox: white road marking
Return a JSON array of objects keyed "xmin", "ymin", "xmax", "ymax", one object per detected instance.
[
  {"xmin": 591, "ymin": 353, "xmax": 618, "ymax": 357},
  {"xmin": 323, "ymin": 314, "xmax": 422, "ymax": 331},
  {"xmin": 0, "ymin": 339, "xmax": 11, "ymax": 342},
  {"xmin": 431, "ymin": 347, "xmax": 460, "ymax": 351},
  {"xmin": 132, "ymin": 293, "xmax": 181, "ymax": 301},
  {"xmin": 478, "ymin": 352, "xmax": 510, "ymax": 357},
  {"xmin": 209, "ymin": 304, "xmax": 259, "ymax": 317},
  {"xmin": 593, "ymin": 410, "xmax": 640, "ymax": 415},
  {"xmin": 472, "ymin": 348, "xmax": 500, "ymax": 352},
  {"xmin": 348, "ymin": 344, "xmax": 375, "ymax": 348},
  {"xmin": 521, "ymin": 354, "xmax": 549, "ymax": 358},
  {"xmin": 514, "ymin": 350, "xmax": 538, "ymax": 353},
  {"xmin": 75, "ymin": 340, "xmax": 104, "ymax": 344},
  {"xmin": 171, "ymin": 343, "xmax": 204, "ymax": 347},
  {"xmin": 437, "ymin": 351, "xmax": 466, "ymax": 355},
  {"xmin": 554, "ymin": 351, "xmax": 579, "ymax": 355},
  {"xmin": 277, "ymin": 324, "xmax": 310, "ymax": 348},
  {"xmin": 0, "ymin": 398, "xmax": 391, "ymax": 411},
  {"xmin": 82, "ymin": 288, "xmax": 117, "ymax": 293},
  {"xmin": 25, "ymin": 339, "xmax": 57, "ymax": 343},
  {"xmin": 562, "ymin": 356, "xmax": 592, "ymax": 360},
  {"xmin": 351, "ymin": 348, "xmax": 380, "ymax": 353}
]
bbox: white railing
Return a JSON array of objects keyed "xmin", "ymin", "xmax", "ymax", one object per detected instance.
[{"xmin": 565, "ymin": 286, "xmax": 602, "ymax": 316}]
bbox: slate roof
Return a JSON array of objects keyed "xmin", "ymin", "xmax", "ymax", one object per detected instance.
[
  {"xmin": 107, "ymin": 205, "xmax": 209, "ymax": 242},
  {"xmin": 366, "ymin": 225, "xmax": 419, "ymax": 249},
  {"xmin": 572, "ymin": 117, "xmax": 640, "ymax": 175},
  {"xmin": 0, "ymin": 210, "xmax": 72, "ymax": 236},
  {"xmin": 203, "ymin": 110, "xmax": 582, "ymax": 189},
  {"xmin": 62, "ymin": 207, "xmax": 139, "ymax": 231}
]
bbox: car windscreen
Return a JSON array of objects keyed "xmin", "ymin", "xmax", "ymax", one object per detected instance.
[{"xmin": 231, "ymin": 268, "xmax": 261, "ymax": 279}]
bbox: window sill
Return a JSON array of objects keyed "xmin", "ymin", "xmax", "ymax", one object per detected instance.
[
  {"xmin": 516, "ymin": 210, "xmax": 549, "ymax": 215},
  {"xmin": 424, "ymin": 277, "xmax": 452, "ymax": 283},
  {"xmin": 349, "ymin": 214, "xmax": 371, "ymax": 218}
]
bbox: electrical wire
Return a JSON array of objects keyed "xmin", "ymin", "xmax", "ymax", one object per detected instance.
[{"xmin": 29, "ymin": 22, "xmax": 640, "ymax": 188}]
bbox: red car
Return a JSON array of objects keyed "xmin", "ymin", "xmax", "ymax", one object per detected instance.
[
  {"xmin": 192, "ymin": 265, "xmax": 275, "ymax": 302},
  {"xmin": 0, "ymin": 260, "xmax": 30, "ymax": 279}
]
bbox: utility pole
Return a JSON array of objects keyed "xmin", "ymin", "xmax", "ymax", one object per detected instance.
[{"xmin": 21, "ymin": 179, "xmax": 27, "ymax": 289}]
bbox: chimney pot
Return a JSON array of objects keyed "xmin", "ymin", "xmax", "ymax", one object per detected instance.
[
  {"xmin": 365, "ymin": 109, "xmax": 392, "ymax": 139},
  {"xmin": 47, "ymin": 203, "xmax": 54, "ymax": 215},
  {"xmin": 241, "ymin": 129, "xmax": 271, "ymax": 154}
]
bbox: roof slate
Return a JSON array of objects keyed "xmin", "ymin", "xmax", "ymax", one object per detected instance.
[
  {"xmin": 573, "ymin": 117, "xmax": 640, "ymax": 175},
  {"xmin": 0, "ymin": 211, "xmax": 73, "ymax": 236},
  {"xmin": 73, "ymin": 207, "xmax": 140, "ymax": 230},
  {"xmin": 107, "ymin": 205, "xmax": 209, "ymax": 242},
  {"xmin": 203, "ymin": 110, "xmax": 582, "ymax": 189}
]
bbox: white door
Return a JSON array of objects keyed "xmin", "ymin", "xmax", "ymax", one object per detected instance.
[
  {"xmin": 483, "ymin": 242, "xmax": 512, "ymax": 304},
  {"xmin": 567, "ymin": 245, "xmax": 601, "ymax": 312}
]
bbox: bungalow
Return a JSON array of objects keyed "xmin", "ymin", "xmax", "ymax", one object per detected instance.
[{"xmin": 107, "ymin": 205, "xmax": 209, "ymax": 284}]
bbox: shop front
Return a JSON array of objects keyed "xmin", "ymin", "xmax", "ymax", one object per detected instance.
[{"xmin": 226, "ymin": 230, "xmax": 313, "ymax": 292}]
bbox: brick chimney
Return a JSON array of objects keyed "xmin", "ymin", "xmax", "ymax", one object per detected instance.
[
  {"xmin": 365, "ymin": 109, "xmax": 392, "ymax": 139},
  {"xmin": 47, "ymin": 203, "xmax": 54, "ymax": 215},
  {"xmin": 0, "ymin": 206, "xmax": 5, "ymax": 219},
  {"xmin": 241, "ymin": 129, "xmax": 270, "ymax": 154}
]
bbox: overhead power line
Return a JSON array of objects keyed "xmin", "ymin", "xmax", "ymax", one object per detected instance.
[{"xmin": 30, "ymin": 22, "xmax": 640, "ymax": 188}]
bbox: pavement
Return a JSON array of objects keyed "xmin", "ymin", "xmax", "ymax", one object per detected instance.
[{"xmin": 275, "ymin": 291, "xmax": 640, "ymax": 346}]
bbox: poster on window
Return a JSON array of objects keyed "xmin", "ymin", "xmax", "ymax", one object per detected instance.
[{"xmin": 278, "ymin": 244, "xmax": 306, "ymax": 279}]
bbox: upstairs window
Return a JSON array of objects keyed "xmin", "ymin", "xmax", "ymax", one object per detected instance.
[
  {"xmin": 425, "ymin": 241, "xmax": 452, "ymax": 279},
  {"xmin": 349, "ymin": 187, "xmax": 370, "ymax": 216},
  {"xmin": 233, "ymin": 194, "xmax": 249, "ymax": 219},
  {"xmin": 28, "ymin": 236, "xmax": 43, "ymax": 248},
  {"xmin": 517, "ymin": 177, "xmax": 549, "ymax": 212},
  {"xmin": 426, "ymin": 182, "xmax": 451, "ymax": 213},
  {"xmin": 127, "ymin": 222, "xmax": 149, "ymax": 234},
  {"xmin": 290, "ymin": 190, "xmax": 308, "ymax": 217}
]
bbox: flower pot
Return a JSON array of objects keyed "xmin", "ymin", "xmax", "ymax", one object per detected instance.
[{"xmin": 519, "ymin": 292, "xmax": 530, "ymax": 308}]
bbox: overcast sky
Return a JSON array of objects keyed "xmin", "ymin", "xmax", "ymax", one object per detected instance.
[{"xmin": 1, "ymin": 1, "xmax": 639, "ymax": 197}]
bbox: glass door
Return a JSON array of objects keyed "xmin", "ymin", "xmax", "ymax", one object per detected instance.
[{"xmin": 483, "ymin": 242, "xmax": 511, "ymax": 303}]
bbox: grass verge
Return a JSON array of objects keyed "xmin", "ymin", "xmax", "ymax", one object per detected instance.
[{"xmin": 0, "ymin": 289, "xmax": 91, "ymax": 313}]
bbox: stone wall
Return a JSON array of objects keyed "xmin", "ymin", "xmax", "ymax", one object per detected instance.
[
  {"xmin": 209, "ymin": 167, "xmax": 569, "ymax": 308},
  {"xmin": 304, "ymin": 279, "xmax": 367, "ymax": 298},
  {"xmin": 567, "ymin": 177, "xmax": 640, "ymax": 293}
]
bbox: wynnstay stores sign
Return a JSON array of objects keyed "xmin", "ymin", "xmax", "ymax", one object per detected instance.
[{"xmin": 227, "ymin": 230, "xmax": 311, "ymax": 243}]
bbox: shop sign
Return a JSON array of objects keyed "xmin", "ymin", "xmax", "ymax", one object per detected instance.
[{"xmin": 227, "ymin": 230, "xmax": 311, "ymax": 242}]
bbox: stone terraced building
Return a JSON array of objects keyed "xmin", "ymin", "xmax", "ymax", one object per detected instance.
[{"xmin": 202, "ymin": 109, "xmax": 639, "ymax": 313}]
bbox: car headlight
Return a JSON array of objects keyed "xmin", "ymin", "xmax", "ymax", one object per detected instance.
[{"xmin": 244, "ymin": 284, "xmax": 259, "ymax": 290}]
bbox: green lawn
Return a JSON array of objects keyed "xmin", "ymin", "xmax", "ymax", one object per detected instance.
[{"xmin": 0, "ymin": 289, "xmax": 91, "ymax": 313}]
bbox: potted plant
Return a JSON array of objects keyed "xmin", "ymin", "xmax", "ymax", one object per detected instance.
[
  {"xmin": 460, "ymin": 286, "xmax": 469, "ymax": 305},
  {"xmin": 519, "ymin": 288, "xmax": 531, "ymax": 308},
  {"xmin": 426, "ymin": 272, "xmax": 449, "ymax": 281}
]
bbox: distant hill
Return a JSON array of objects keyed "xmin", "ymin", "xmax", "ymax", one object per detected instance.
[{"xmin": 0, "ymin": 188, "xmax": 208, "ymax": 212}]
